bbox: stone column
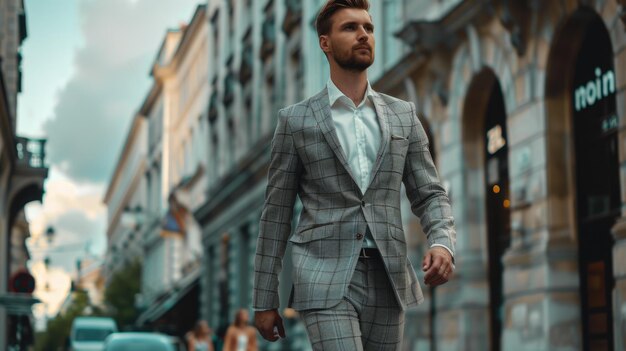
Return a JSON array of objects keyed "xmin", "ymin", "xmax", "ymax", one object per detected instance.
[
  {"xmin": 501, "ymin": 236, "xmax": 581, "ymax": 351},
  {"xmin": 612, "ymin": 217, "xmax": 626, "ymax": 350},
  {"xmin": 610, "ymin": 39, "xmax": 626, "ymax": 351},
  {"xmin": 500, "ymin": 103, "xmax": 583, "ymax": 350}
]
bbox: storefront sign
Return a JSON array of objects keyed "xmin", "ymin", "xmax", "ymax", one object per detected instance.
[
  {"xmin": 602, "ymin": 114, "xmax": 618, "ymax": 133},
  {"xmin": 487, "ymin": 124, "xmax": 506, "ymax": 155},
  {"xmin": 574, "ymin": 67, "xmax": 616, "ymax": 112}
]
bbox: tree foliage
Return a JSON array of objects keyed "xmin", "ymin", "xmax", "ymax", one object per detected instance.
[
  {"xmin": 103, "ymin": 259, "xmax": 142, "ymax": 329},
  {"xmin": 34, "ymin": 260, "xmax": 142, "ymax": 350},
  {"xmin": 34, "ymin": 290, "xmax": 95, "ymax": 351}
]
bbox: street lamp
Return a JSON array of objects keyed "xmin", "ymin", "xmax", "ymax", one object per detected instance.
[
  {"xmin": 45, "ymin": 226, "xmax": 55, "ymax": 244},
  {"xmin": 75, "ymin": 258, "xmax": 82, "ymax": 290}
]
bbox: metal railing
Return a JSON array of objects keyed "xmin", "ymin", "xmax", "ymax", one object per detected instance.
[{"xmin": 14, "ymin": 136, "xmax": 47, "ymax": 169}]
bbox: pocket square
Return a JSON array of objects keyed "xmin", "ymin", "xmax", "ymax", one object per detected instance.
[{"xmin": 391, "ymin": 134, "xmax": 409, "ymax": 141}]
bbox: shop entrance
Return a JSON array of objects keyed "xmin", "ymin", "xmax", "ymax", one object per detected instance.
[
  {"xmin": 463, "ymin": 68, "xmax": 511, "ymax": 351},
  {"xmin": 483, "ymin": 78, "xmax": 510, "ymax": 351},
  {"xmin": 572, "ymin": 14, "xmax": 618, "ymax": 351}
]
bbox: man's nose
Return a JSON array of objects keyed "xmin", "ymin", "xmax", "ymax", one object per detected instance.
[{"xmin": 356, "ymin": 26, "xmax": 369, "ymax": 41}]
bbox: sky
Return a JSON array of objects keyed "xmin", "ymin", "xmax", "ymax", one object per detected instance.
[{"xmin": 18, "ymin": 0, "xmax": 203, "ymax": 327}]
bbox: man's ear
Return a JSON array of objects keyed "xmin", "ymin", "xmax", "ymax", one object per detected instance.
[{"xmin": 319, "ymin": 35, "xmax": 331, "ymax": 54}]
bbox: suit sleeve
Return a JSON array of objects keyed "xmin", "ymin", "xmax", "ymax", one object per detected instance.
[
  {"xmin": 402, "ymin": 102, "xmax": 456, "ymax": 256},
  {"xmin": 253, "ymin": 109, "xmax": 302, "ymax": 310}
]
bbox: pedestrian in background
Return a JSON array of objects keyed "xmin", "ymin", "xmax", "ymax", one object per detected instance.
[
  {"xmin": 223, "ymin": 309, "xmax": 258, "ymax": 351},
  {"xmin": 186, "ymin": 320, "xmax": 214, "ymax": 351},
  {"xmin": 253, "ymin": 0, "xmax": 456, "ymax": 349}
]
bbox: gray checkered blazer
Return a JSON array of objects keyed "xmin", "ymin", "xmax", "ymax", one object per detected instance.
[{"xmin": 253, "ymin": 87, "xmax": 456, "ymax": 311}]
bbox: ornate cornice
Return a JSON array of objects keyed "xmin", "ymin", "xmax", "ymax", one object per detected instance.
[
  {"xmin": 394, "ymin": 0, "xmax": 490, "ymax": 54},
  {"xmin": 395, "ymin": 0, "xmax": 544, "ymax": 57},
  {"xmin": 495, "ymin": 0, "xmax": 543, "ymax": 56}
]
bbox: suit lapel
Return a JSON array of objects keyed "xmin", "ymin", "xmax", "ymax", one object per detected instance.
[
  {"xmin": 368, "ymin": 92, "xmax": 390, "ymax": 185},
  {"xmin": 310, "ymin": 89, "xmax": 361, "ymax": 189}
]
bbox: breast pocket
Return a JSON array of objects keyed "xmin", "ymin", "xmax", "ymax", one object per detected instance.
[{"xmin": 389, "ymin": 138, "xmax": 409, "ymax": 154}]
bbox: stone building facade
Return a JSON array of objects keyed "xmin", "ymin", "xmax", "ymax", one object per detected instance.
[
  {"xmin": 0, "ymin": 0, "xmax": 49, "ymax": 350},
  {"xmin": 378, "ymin": 1, "xmax": 626, "ymax": 350},
  {"xmin": 105, "ymin": 4, "xmax": 211, "ymax": 337},
  {"xmin": 193, "ymin": 0, "xmax": 626, "ymax": 350}
]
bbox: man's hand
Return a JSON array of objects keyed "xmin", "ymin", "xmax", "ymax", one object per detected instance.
[
  {"xmin": 422, "ymin": 247, "xmax": 454, "ymax": 286},
  {"xmin": 254, "ymin": 309, "xmax": 286, "ymax": 342}
]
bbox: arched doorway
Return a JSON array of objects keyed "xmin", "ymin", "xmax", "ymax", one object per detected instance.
[
  {"xmin": 546, "ymin": 8, "xmax": 619, "ymax": 350},
  {"xmin": 572, "ymin": 12, "xmax": 618, "ymax": 351},
  {"xmin": 484, "ymin": 78, "xmax": 510, "ymax": 351},
  {"xmin": 463, "ymin": 68, "xmax": 511, "ymax": 351}
]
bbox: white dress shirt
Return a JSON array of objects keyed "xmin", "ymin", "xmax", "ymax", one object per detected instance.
[
  {"xmin": 327, "ymin": 79, "xmax": 454, "ymax": 257},
  {"xmin": 327, "ymin": 79, "xmax": 380, "ymax": 193}
]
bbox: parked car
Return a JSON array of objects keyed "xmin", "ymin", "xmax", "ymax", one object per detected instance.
[
  {"xmin": 103, "ymin": 332, "xmax": 184, "ymax": 351},
  {"xmin": 69, "ymin": 317, "xmax": 118, "ymax": 351}
]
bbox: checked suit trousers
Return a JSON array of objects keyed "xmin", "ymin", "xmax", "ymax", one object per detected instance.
[{"xmin": 300, "ymin": 252, "xmax": 405, "ymax": 351}]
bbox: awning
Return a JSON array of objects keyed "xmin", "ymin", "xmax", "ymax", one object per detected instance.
[
  {"xmin": 0, "ymin": 293, "xmax": 40, "ymax": 315},
  {"xmin": 135, "ymin": 267, "xmax": 200, "ymax": 325}
]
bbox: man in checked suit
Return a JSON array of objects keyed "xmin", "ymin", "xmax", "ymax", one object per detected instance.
[{"xmin": 253, "ymin": 0, "xmax": 456, "ymax": 349}]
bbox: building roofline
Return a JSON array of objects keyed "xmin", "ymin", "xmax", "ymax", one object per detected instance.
[
  {"xmin": 103, "ymin": 114, "xmax": 145, "ymax": 204},
  {"xmin": 151, "ymin": 4, "xmax": 207, "ymax": 79}
]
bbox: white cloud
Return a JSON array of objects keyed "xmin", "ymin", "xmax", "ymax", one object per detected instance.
[
  {"xmin": 27, "ymin": 167, "xmax": 107, "ymax": 272},
  {"xmin": 24, "ymin": 0, "xmax": 202, "ymax": 322},
  {"xmin": 43, "ymin": 0, "xmax": 202, "ymax": 183},
  {"xmin": 30, "ymin": 260, "xmax": 72, "ymax": 330}
]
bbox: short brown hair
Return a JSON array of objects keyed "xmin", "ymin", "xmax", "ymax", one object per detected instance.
[{"xmin": 315, "ymin": 0, "xmax": 370, "ymax": 36}]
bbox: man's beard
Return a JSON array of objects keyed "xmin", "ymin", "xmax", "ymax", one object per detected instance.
[{"xmin": 333, "ymin": 49, "xmax": 374, "ymax": 72}]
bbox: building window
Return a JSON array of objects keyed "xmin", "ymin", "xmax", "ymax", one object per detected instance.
[
  {"xmin": 260, "ymin": 1, "xmax": 275, "ymax": 61},
  {"xmin": 211, "ymin": 9, "xmax": 220, "ymax": 59},
  {"xmin": 290, "ymin": 49, "xmax": 304, "ymax": 102},
  {"xmin": 282, "ymin": 0, "xmax": 302, "ymax": 35},
  {"xmin": 239, "ymin": 27, "xmax": 253, "ymax": 84},
  {"xmin": 223, "ymin": 56, "xmax": 236, "ymax": 106},
  {"xmin": 228, "ymin": 0, "xmax": 236, "ymax": 35}
]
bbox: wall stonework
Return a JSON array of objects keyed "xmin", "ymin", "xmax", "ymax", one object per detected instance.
[{"xmin": 383, "ymin": 1, "xmax": 626, "ymax": 350}]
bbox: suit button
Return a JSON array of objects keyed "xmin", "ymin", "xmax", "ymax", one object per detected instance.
[
  {"xmin": 361, "ymin": 200, "xmax": 366, "ymax": 207},
  {"xmin": 356, "ymin": 233, "xmax": 364, "ymax": 240}
]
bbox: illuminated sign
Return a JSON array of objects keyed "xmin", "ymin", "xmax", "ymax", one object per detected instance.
[
  {"xmin": 487, "ymin": 125, "xmax": 506, "ymax": 155},
  {"xmin": 602, "ymin": 114, "xmax": 618, "ymax": 133},
  {"xmin": 574, "ymin": 67, "xmax": 615, "ymax": 112}
]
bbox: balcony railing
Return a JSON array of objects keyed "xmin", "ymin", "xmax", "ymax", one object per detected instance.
[{"xmin": 15, "ymin": 137, "xmax": 46, "ymax": 169}]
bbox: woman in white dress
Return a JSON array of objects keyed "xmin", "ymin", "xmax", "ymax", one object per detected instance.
[
  {"xmin": 186, "ymin": 320, "xmax": 214, "ymax": 351},
  {"xmin": 223, "ymin": 309, "xmax": 258, "ymax": 351}
]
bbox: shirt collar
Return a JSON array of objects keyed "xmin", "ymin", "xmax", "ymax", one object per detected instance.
[{"xmin": 327, "ymin": 78, "xmax": 374, "ymax": 108}]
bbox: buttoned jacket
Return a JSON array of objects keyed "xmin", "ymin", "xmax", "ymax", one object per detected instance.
[{"xmin": 253, "ymin": 87, "xmax": 456, "ymax": 311}]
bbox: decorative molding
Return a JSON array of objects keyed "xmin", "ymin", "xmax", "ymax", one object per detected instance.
[
  {"xmin": 495, "ymin": 0, "xmax": 543, "ymax": 57},
  {"xmin": 372, "ymin": 52, "xmax": 425, "ymax": 93},
  {"xmin": 497, "ymin": 0, "xmax": 526, "ymax": 56},
  {"xmin": 465, "ymin": 24, "xmax": 482, "ymax": 72},
  {"xmin": 618, "ymin": 0, "xmax": 626, "ymax": 27},
  {"xmin": 394, "ymin": 0, "xmax": 490, "ymax": 54},
  {"xmin": 394, "ymin": 21, "xmax": 449, "ymax": 53},
  {"xmin": 432, "ymin": 76, "xmax": 449, "ymax": 107}
]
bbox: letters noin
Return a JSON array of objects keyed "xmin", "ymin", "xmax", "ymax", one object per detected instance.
[{"xmin": 574, "ymin": 67, "xmax": 616, "ymax": 112}]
